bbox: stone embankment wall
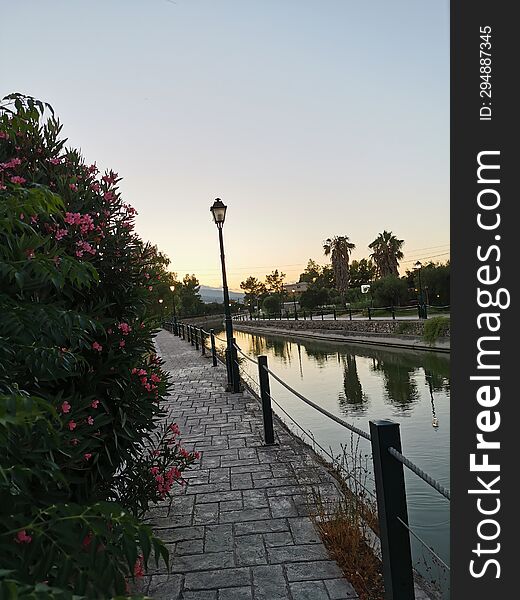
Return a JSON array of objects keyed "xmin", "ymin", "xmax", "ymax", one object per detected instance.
[
  {"xmin": 235, "ymin": 318, "xmax": 439, "ymax": 336},
  {"xmin": 178, "ymin": 314, "xmax": 225, "ymax": 329}
]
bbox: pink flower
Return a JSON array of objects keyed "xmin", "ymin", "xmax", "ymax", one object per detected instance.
[
  {"xmin": 70, "ymin": 438, "xmax": 79, "ymax": 446},
  {"xmin": 61, "ymin": 401, "xmax": 71, "ymax": 414},
  {"xmin": 118, "ymin": 322, "xmax": 132, "ymax": 335},
  {"xmin": 10, "ymin": 176, "xmax": 26, "ymax": 184},
  {"xmin": 69, "ymin": 183, "xmax": 78, "ymax": 192},
  {"xmin": 15, "ymin": 530, "xmax": 32, "ymax": 544},
  {"xmin": 134, "ymin": 555, "xmax": 145, "ymax": 578},
  {"xmin": 194, "ymin": 451, "xmax": 201, "ymax": 460},
  {"xmin": 0, "ymin": 131, "xmax": 8, "ymax": 140},
  {"xmin": 68, "ymin": 420, "xmax": 77, "ymax": 431},
  {"xmin": 91, "ymin": 342, "xmax": 102, "ymax": 352},
  {"xmin": 87, "ymin": 416, "xmax": 94, "ymax": 426},
  {"xmin": 150, "ymin": 467, "xmax": 160, "ymax": 475},
  {"xmin": 169, "ymin": 423, "xmax": 181, "ymax": 436},
  {"xmin": 119, "ymin": 340, "xmax": 125, "ymax": 348},
  {"xmin": 82, "ymin": 532, "xmax": 93, "ymax": 548},
  {"xmin": 49, "ymin": 157, "xmax": 61, "ymax": 165},
  {"xmin": 55, "ymin": 228, "xmax": 68, "ymax": 240},
  {"xmin": 91, "ymin": 399, "xmax": 100, "ymax": 409},
  {"xmin": 150, "ymin": 373, "xmax": 161, "ymax": 383},
  {"xmin": 84, "ymin": 453, "xmax": 92, "ymax": 460}
]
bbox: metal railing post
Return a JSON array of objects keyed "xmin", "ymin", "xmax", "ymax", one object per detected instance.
[
  {"xmin": 391, "ymin": 306, "xmax": 396, "ymax": 320},
  {"xmin": 321, "ymin": 310, "xmax": 324, "ymax": 320},
  {"xmin": 182, "ymin": 323, "xmax": 185, "ymax": 340},
  {"xmin": 349, "ymin": 308, "xmax": 352, "ymax": 320},
  {"xmin": 210, "ymin": 329, "xmax": 217, "ymax": 366},
  {"xmin": 369, "ymin": 420, "xmax": 414, "ymax": 600},
  {"xmin": 368, "ymin": 307, "xmax": 372, "ymax": 320},
  {"xmin": 258, "ymin": 355, "xmax": 275, "ymax": 445},
  {"xmin": 333, "ymin": 308, "xmax": 336, "ymax": 320},
  {"xmin": 195, "ymin": 327, "xmax": 199, "ymax": 351},
  {"xmin": 310, "ymin": 311, "xmax": 313, "ymax": 320},
  {"xmin": 190, "ymin": 325, "xmax": 194, "ymax": 346},
  {"xmin": 201, "ymin": 329, "xmax": 206, "ymax": 355},
  {"xmin": 231, "ymin": 338, "xmax": 240, "ymax": 393}
]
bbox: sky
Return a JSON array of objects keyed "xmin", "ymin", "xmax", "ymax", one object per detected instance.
[{"xmin": 2, "ymin": 0, "xmax": 449, "ymax": 291}]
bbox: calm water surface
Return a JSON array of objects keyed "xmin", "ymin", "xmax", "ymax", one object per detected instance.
[{"xmin": 215, "ymin": 328, "xmax": 450, "ymax": 594}]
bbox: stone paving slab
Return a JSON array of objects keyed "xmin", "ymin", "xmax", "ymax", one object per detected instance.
[{"xmin": 141, "ymin": 330, "xmax": 359, "ymax": 600}]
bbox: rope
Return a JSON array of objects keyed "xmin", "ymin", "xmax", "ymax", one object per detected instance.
[
  {"xmin": 396, "ymin": 517, "xmax": 450, "ymax": 571},
  {"xmin": 234, "ymin": 343, "xmax": 259, "ymax": 365},
  {"xmin": 388, "ymin": 447, "xmax": 451, "ymax": 500},
  {"xmin": 261, "ymin": 364, "xmax": 372, "ymax": 441}
]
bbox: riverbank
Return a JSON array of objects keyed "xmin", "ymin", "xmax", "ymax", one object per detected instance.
[{"xmin": 233, "ymin": 321, "xmax": 450, "ymax": 353}]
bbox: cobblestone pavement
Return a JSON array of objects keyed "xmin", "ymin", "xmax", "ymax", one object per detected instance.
[{"xmin": 141, "ymin": 329, "xmax": 359, "ymax": 600}]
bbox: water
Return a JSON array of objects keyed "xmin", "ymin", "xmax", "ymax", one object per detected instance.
[{"xmin": 215, "ymin": 328, "xmax": 450, "ymax": 595}]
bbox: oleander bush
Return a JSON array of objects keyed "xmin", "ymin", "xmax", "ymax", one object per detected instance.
[{"xmin": 0, "ymin": 94, "xmax": 198, "ymax": 598}]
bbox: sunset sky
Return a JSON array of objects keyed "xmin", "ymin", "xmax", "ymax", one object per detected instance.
[{"xmin": 2, "ymin": 0, "xmax": 449, "ymax": 290}]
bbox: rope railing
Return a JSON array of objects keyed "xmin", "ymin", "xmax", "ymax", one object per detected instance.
[
  {"xmin": 397, "ymin": 516, "xmax": 450, "ymax": 571},
  {"xmin": 261, "ymin": 362, "xmax": 372, "ymax": 442},
  {"xmin": 388, "ymin": 447, "xmax": 451, "ymax": 500}
]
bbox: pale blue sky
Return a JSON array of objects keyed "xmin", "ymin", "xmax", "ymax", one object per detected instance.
[{"xmin": 2, "ymin": 0, "xmax": 449, "ymax": 289}]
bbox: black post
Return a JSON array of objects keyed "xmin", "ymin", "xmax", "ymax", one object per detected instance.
[
  {"xmin": 303, "ymin": 311, "xmax": 306, "ymax": 320},
  {"xmin": 368, "ymin": 307, "xmax": 372, "ymax": 320},
  {"xmin": 258, "ymin": 355, "xmax": 275, "ymax": 445},
  {"xmin": 195, "ymin": 327, "xmax": 199, "ymax": 350},
  {"xmin": 215, "ymin": 225, "xmax": 238, "ymax": 392},
  {"xmin": 182, "ymin": 323, "xmax": 186, "ymax": 340},
  {"xmin": 391, "ymin": 306, "xmax": 396, "ymax": 320},
  {"xmin": 201, "ymin": 329, "xmax": 206, "ymax": 355},
  {"xmin": 369, "ymin": 420, "xmax": 414, "ymax": 600},
  {"xmin": 321, "ymin": 310, "xmax": 324, "ymax": 320},
  {"xmin": 310, "ymin": 311, "xmax": 313, "ymax": 320},
  {"xmin": 231, "ymin": 337, "xmax": 240, "ymax": 393},
  {"xmin": 190, "ymin": 325, "xmax": 194, "ymax": 346},
  {"xmin": 349, "ymin": 307, "xmax": 352, "ymax": 320},
  {"xmin": 210, "ymin": 329, "xmax": 217, "ymax": 367},
  {"xmin": 333, "ymin": 308, "xmax": 337, "ymax": 320}
]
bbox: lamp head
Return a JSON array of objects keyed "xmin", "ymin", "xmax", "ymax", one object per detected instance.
[{"xmin": 210, "ymin": 198, "xmax": 227, "ymax": 228}]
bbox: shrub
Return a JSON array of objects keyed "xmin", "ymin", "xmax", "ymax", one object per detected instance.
[
  {"xmin": 423, "ymin": 316, "xmax": 450, "ymax": 346},
  {"xmin": 0, "ymin": 94, "xmax": 198, "ymax": 597}
]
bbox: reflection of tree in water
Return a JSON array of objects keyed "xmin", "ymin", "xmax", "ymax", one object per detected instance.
[
  {"xmin": 338, "ymin": 354, "xmax": 367, "ymax": 416},
  {"xmin": 370, "ymin": 353, "xmax": 419, "ymax": 410},
  {"xmin": 301, "ymin": 345, "xmax": 332, "ymax": 368}
]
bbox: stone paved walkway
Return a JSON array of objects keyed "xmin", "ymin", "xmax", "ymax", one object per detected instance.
[{"xmin": 142, "ymin": 330, "xmax": 358, "ymax": 600}]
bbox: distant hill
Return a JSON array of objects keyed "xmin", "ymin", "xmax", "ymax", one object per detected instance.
[{"xmin": 199, "ymin": 285, "xmax": 244, "ymax": 304}]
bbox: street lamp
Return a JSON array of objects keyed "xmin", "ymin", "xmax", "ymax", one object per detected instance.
[
  {"xmin": 169, "ymin": 284, "xmax": 177, "ymax": 335},
  {"xmin": 414, "ymin": 261, "xmax": 427, "ymax": 319},
  {"xmin": 158, "ymin": 298, "xmax": 164, "ymax": 326},
  {"xmin": 210, "ymin": 198, "xmax": 240, "ymax": 392}
]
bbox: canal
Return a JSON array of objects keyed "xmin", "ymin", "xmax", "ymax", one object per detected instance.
[{"xmin": 215, "ymin": 327, "xmax": 450, "ymax": 596}]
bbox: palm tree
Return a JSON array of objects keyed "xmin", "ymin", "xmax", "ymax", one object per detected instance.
[
  {"xmin": 323, "ymin": 236, "xmax": 356, "ymax": 301},
  {"xmin": 369, "ymin": 231, "xmax": 404, "ymax": 278}
]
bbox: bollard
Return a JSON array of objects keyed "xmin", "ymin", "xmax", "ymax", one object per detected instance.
[
  {"xmin": 201, "ymin": 329, "xmax": 206, "ymax": 355},
  {"xmin": 210, "ymin": 329, "xmax": 217, "ymax": 367},
  {"xmin": 231, "ymin": 338, "xmax": 241, "ymax": 393},
  {"xmin": 369, "ymin": 420, "xmax": 414, "ymax": 600},
  {"xmin": 258, "ymin": 355, "xmax": 275, "ymax": 445},
  {"xmin": 368, "ymin": 307, "xmax": 372, "ymax": 320},
  {"xmin": 195, "ymin": 327, "xmax": 199, "ymax": 351}
]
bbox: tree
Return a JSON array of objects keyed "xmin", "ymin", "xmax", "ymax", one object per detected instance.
[
  {"xmin": 371, "ymin": 275, "xmax": 409, "ymax": 306},
  {"xmin": 349, "ymin": 258, "xmax": 376, "ymax": 288},
  {"xmin": 369, "ymin": 230, "xmax": 404, "ymax": 278},
  {"xmin": 178, "ymin": 274, "xmax": 204, "ymax": 316},
  {"xmin": 240, "ymin": 276, "xmax": 267, "ymax": 310},
  {"xmin": 405, "ymin": 261, "xmax": 450, "ymax": 305},
  {"xmin": 299, "ymin": 286, "xmax": 331, "ymax": 309},
  {"xmin": 299, "ymin": 259, "xmax": 322, "ymax": 283},
  {"xmin": 263, "ymin": 294, "xmax": 282, "ymax": 315},
  {"xmin": 265, "ymin": 269, "xmax": 286, "ymax": 294},
  {"xmin": 323, "ymin": 236, "xmax": 356, "ymax": 301}
]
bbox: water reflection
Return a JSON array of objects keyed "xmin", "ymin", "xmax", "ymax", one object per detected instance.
[{"xmin": 339, "ymin": 354, "xmax": 366, "ymax": 413}]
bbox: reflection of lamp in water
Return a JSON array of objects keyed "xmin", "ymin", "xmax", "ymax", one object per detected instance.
[
  {"xmin": 297, "ymin": 343, "xmax": 303, "ymax": 378},
  {"xmin": 425, "ymin": 370, "xmax": 439, "ymax": 428}
]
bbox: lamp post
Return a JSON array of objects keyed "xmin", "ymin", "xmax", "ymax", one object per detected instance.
[
  {"xmin": 169, "ymin": 284, "xmax": 177, "ymax": 334},
  {"xmin": 158, "ymin": 298, "xmax": 164, "ymax": 327},
  {"xmin": 414, "ymin": 261, "xmax": 427, "ymax": 319},
  {"xmin": 292, "ymin": 289, "xmax": 298, "ymax": 320},
  {"xmin": 210, "ymin": 198, "xmax": 240, "ymax": 392}
]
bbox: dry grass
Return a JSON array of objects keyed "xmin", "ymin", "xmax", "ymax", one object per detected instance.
[{"xmin": 309, "ymin": 436, "xmax": 385, "ymax": 600}]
